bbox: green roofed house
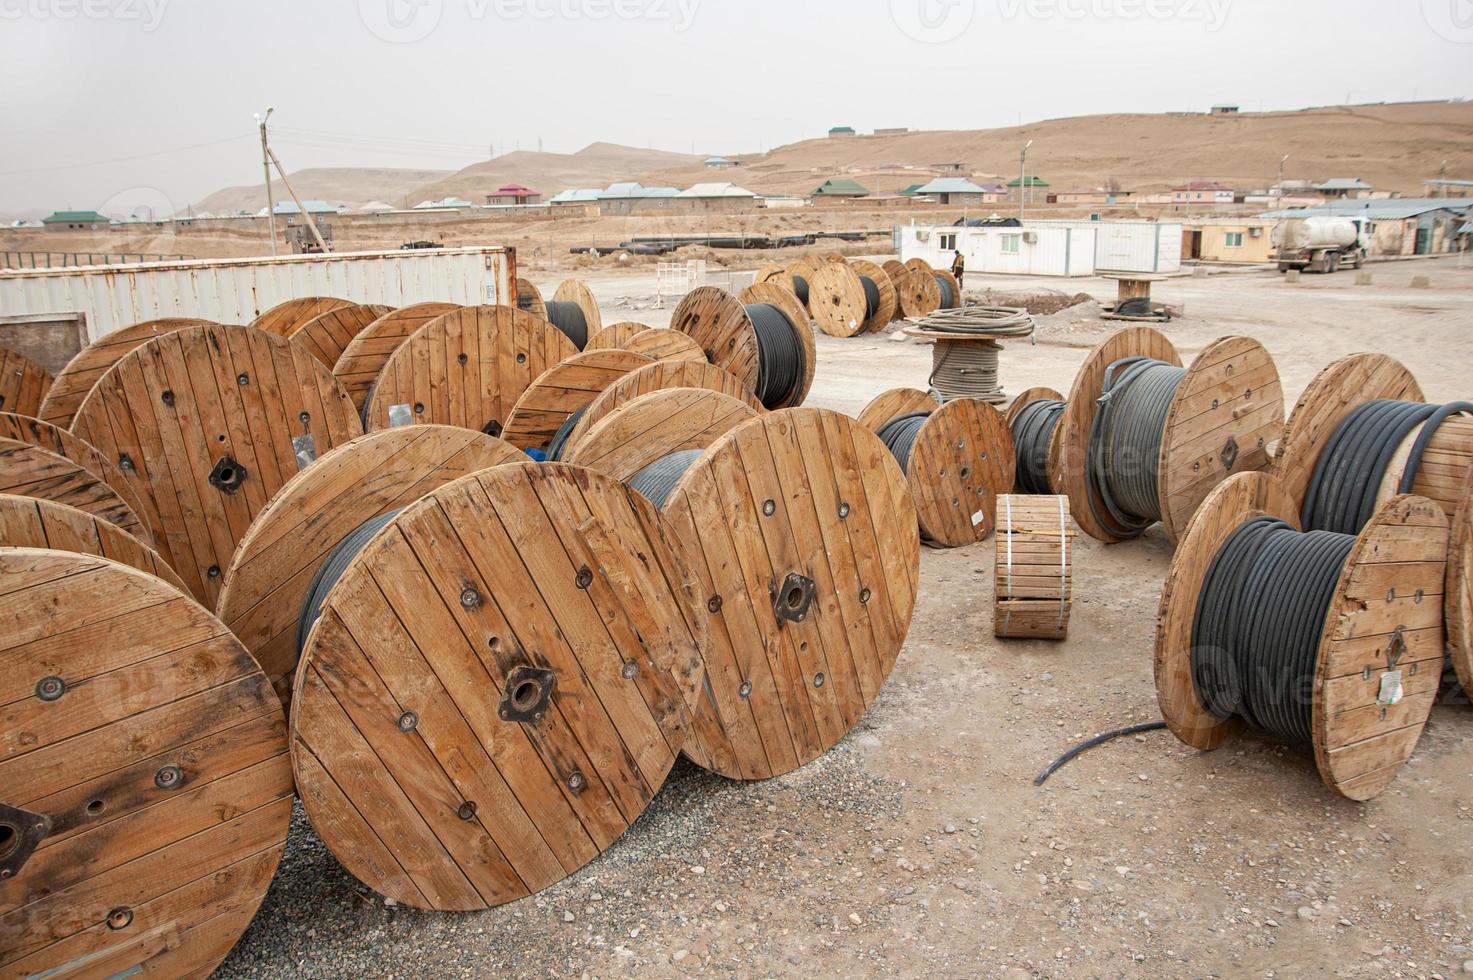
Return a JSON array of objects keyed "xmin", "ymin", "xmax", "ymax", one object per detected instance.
[
  {"xmin": 812, "ymin": 179, "xmax": 869, "ymax": 202},
  {"xmin": 42, "ymin": 210, "xmax": 109, "ymax": 231},
  {"xmin": 1007, "ymin": 175, "xmax": 1050, "ymax": 205},
  {"xmin": 828, "ymin": 126, "xmax": 856, "ymax": 137}
]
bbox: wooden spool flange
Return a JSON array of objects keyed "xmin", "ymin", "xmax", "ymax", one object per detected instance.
[
  {"xmin": 753, "ymin": 264, "xmax": 795, "ymax": 291},
  {"xmin": 904, "ymin": 258, "xmax": 935, "ymax": 274},
  {"xmin": 786, "ymin": 257, "xmax": 824, "ymax": 307},
  {"xmin": 896, "ymin": 268, "xmax": 942, "ymax": 318},
  {"xmin": 249, "ymin": 296, "xmax": 352, "ymax": 336},
  {"xmin": 857, "ymin": 388, "xmax": 940, "ymax": 433},
  {"xmin": 516, "ymin": 278, "xmax": 548, "ymax": 319},
  {"xmin": 881, "ymin": 259, "xmax": 910, "ymax": 295},
  {"xmin": 583, "ymin": 321, "xmax": 649, "ymax": 352},
  {"xmin": 1056, "ymin": 327, "xmax": 1284, "ymax": 544},
  {"xmin": 670, "ymin": 285, "xmax": 814, "ymax": 408},
  {"xmin": 806, "ymin": 261, "xmax": 874, "ymax": 338},
  {"xmin": 332, "ymin": 302, "xmax": 462, "ymax": 412},
  {"xmin": 0, "ymin": 411, "xmax": 151, "ymax": 540},
  {"xmin": 560, "ymin": 360, "xmax": 765, "ymax": 459},
  {"xmin": 0, "ymin": 347, "xmax": 54, "ymax": 419},
  {"xmin": 286, "ymin": 303, "xmax": 393, "ymax": 371},
  {"xmin": 362, "ymin": 305, "xmax": 577, "ymax": 436},
  {"xmin": 500, "ymin": 349, "xmax": 652, "ymax": 453},
  {"xmin": 994, "ymin": 494, "xmax": 1075, "ymax": 639},
  {"xmin": 38, "ymin": 318, "xmax": 218, "ymax": 429},
  {"xmin": 850, "ymin": 259, "xmax": 899, "ymax": 330},
  {"xmin": 551, "ymin": 279, "xmax": 603, "ymax": 347},
  {"xmin": 292, "ymin": 462, "xmax": 709, "ymax": 910},
  {"xmin": 0, "ymin": 549, "xmax": 292, "ymax": 979},
  {"xmin": 621, "ymin": 328, "xmax": 706, "ymax": 364},
  {"xmin": 0, "ymin": 493, "xmax": 185, "ymax": 591},
  {"xmin": 1154, "ymin": 472, "xmax": 1447, "ymax": 801},
  {"xmin": 72, "ymin": 324, "xmax": 363, "ymax": 604},
  {"xmin": 628, "ymin": 408, "xmax": 920, "ymax": 780},
  {"xmin": 1448, "ymin": 492, "xmax": 1473, "ymax": 700},
  {"xmin": 860, "ymin": 391, "xmax": 1016, "ymax": 547},
  {"xmin": 0, "ymin": 435, "xmax": 147, "ymax": 543},
  {"xmin": 564, "ymin": 388, "xmax": 762, "ymax": 478}
]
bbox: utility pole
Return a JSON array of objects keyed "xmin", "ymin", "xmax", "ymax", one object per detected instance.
[
  {"xmin": 1278, "ymin": 154, "xmax": 1289, "ymax": 205},
  {"xmin": 1018, "ymin": 139, "xmax": 1033, "ymax": 221},
  {"xmin": 257, "ymin": 107, "xmax": 278, "ymax": 256},
  {"xmin": 265, "ymin": 144, "xmax": 331, "ymax": 254}
]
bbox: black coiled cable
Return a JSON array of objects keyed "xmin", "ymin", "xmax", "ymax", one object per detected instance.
[
  {"xmin": 791, "ymin": 275, "xmax": 809, "ymax": 305},
  {"xmin": 876, "ymin": 412, "xmax": 931, "ymax": 473},
  {"xmin": 1012, "ymin": 398, "xmax": 1065, "ymax": 495},
  {"xmin": 747, "ymin": 303, "xmax": 804, "ymax": 410},
  {"xmin": 1191, "ymin": 516, "xmax": 1355, "ymax": 744},
  {"xmin": 545, "ymin": 300, "xmax": 589, "ymax": 350},
  {"xmin": 1086, "ymin": 357, "xmax": 1187, "ymax": 537},
  {"xmin": 628, "ymin": 449, "xmax": 704, "ymax": 508},
  {"xmin": 296, "ymin": 508, "xmax": 403, "ymax": 656},
  {"xmin": 544, "ymin": 404, "xmax": 588, "ymax": 462},
  {"xmin": 1302, "ymin": 399, "xmax": 1473, "ymax": 534},
  {"xmin": 935, "ymin": 274, "xmax": 956, "ymax": 309},
  {"xmin": 859, "ymin": 275, "xmax": 880, "ymax": 320}
]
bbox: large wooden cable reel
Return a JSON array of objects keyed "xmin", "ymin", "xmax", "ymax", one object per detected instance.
[
  {"xmin": 71, "ymin": 323, "xmax": 363, "ymax": 605},
  {"xmin": 1054, "ymin": 326, "xmax": 1283, "ymax": 544},
  {"xmin": 565, "ymin": 387, "xmax": 762, "ymax": 479},
  {"xmin": 515, "ymin": 278, "xmax": 548, "ymax": 319},
  {"xmin": 583, "ymin": 321, "xmax": 649, "ymax": 351},
  {"xmin": 613, "ymin": 408, "xmax": 921, "ymax": 780},
  {"xmin": 806, "ymin": 261, "xmax": 886, "ymax": 337},
  {"xmin": 361, "ymin": 304, "xmax": 577, "ymax": 436},
  {"xmin": 498, "ymin": 349, "xmax": 652, "ymax": 456},
  {"xmin": 1005, "ymin": 386, "xmax": 1067, "ymax": 494},
  {"xmin": 621, "ymin": 328, "xmax": 706, "ymax": 364},
  {"xmin": 670, "ymin": 285, "xmax": 814, "ymax": 409},
  {"xmin": 216, "ymin": 426, "xmax": 525, "ymax": 704},
  {"xmin": 850, "ymin": 259, "xmax": 899, "ymax": 331},
  {"xmin": 248, "ymin": 296, "xmax": 353, "ymax": 335},
  {"xmin": 859, "ymin": 389, "xmax": 1016, "ymax": 547},
  {"xmin": 0, "ymin": 493, "xmax": 186, "ymax": 591},
  {"xmin": 0, "ymin": 549, "xmax": 292, "ymax": 979},
  {"xmin": 785, "ymin": 256, "xmax": 823, "ymax": 309},
  {"xmin": 0, "ymin": 347, "xmax": 54, "ymax": 419},
  {"xmin": 0, "ymin": 411, "xmax": 152, "ymax": 541},
  {"xmin": 291, "ymin": 463, "xmax": 709, "ymax": 911},
  {"xmin": 285, "ymin": 303, "xmax": 393, "ymax": 371},
  {"xmin": 38, "ymin": 318, "xmax": 220, "ymax": 428},
  {"xmin": 896, "ymin": 267, "xmax": 943, "ymax": 318},
  {"xmin": 545, "ymin": 279, "xmax": 603, "ymax": 350},
  {"xmin": 1154, "ymin": 472, "xmax": 1447, "ymax": 801},
  {"xmin": 332, "ymin": 302, "xmax": 462, "ymax": 412},
  {"xmin": 994, "ymin": 494, "xmax": 1074, "ymax": 640}
]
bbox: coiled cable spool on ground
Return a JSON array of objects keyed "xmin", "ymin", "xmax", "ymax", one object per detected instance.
[
  {"xmin": 628, "ymin": 448, "xmax": 704, "ymax": 508},
  {"xmin": 1155, "ymin": 471, "xmax": 1448, "ymax": 801},
  {"xmin": 875, "ymin": 412, "xmax": 929, "ymax": 471},
  {"xmin": 747, "ymin": 302, "xmax": 805, "ymax": 410},
  {"xmin": 544, "ymin": 301, "xmax": 589, "ymax": 350},
  {"xmin": 499, "ymin": 349, "xmax": 652, "ymax": 457},
  {"xmin": 933, "ymin": 271, "xmax": 960, "ymax": 310},
  {"xmin": 791, "ymin": 274, "xmax": 810, "ymax": 305},
  {"xmin": 1085, "ymin": 356, "xmax": 1188, "ymax": 538},
  {"xmin": 807, "ymin": 260, "xmax": 897, "ymax": 336},
  {"xmin": 1012, "ymin": 397, "xmax": 1066, "ymax": 494},
  {"xmin": 672, "ymin": 285, "xmax": 815, "ymax": 410},
  {"xmin": 546, "ymin": 279, "xmax": 602, "ymax": 350},
  {"xmin": 296, "ymin": 508, "xmax": 401, "ymax": 656},
  {"xmin": 902, "ymin": 306, "xmax": 1036, "ymax": 405}
]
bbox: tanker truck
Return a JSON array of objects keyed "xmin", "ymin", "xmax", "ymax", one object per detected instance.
[{"xmin": 1272, "ymin": 216, "xmax": 1367, "ymax": 273}]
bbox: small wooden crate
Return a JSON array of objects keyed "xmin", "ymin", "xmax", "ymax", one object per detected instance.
[{"xmin": 994, "ymin": 494, "xmax": 1074, "ymax": 640}]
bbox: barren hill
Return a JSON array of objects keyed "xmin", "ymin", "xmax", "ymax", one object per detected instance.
[
  {"xmin": 193, "ymin": 166, "xmax": 453, "ymax": 215},
  {"xmin": 405, "ymin": 142, "xmax": 702, "ymax": 204}
]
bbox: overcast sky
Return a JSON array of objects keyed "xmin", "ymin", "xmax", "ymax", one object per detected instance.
[{"xmin": 1, "ymin": 0, "xmax": 1469, "ymax": 215}]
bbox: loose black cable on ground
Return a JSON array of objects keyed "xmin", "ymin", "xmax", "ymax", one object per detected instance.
[
  {"xmin": 875, "ymin": 412, "xmax": 931, "ymax": 472},
  {"xmin": 747, "ymin": 302, "xmax": 805, "ymax": 410},
  {"xmin": 544, "ymin": 300, "xmax": 589, "ymax": 350},
  {"xmin": 544, "ymin": 404, "xmax": 588, "ymax": 462},
  {"xmin": 1302, "ymin": 399, "xmax": 1473, "ymax": 534},
  {"xmin": 296, "ymin": 508, "xmax": 403, "ymax": 656},
  {"xmin": 791, "ymin": 274, "xmax": 810, "ymax": 306},
  {"xmin": 1012, "ymin": 398, "xmax": 1065, "ymax": 495},
  {"xmin": 1190, "ymin": 515, "xmax": 1355, "ymax": 743},
  {"xmin": 1034, "ymin": 722, "xmax": 1169, "ymax": 785},
  {"xmin": 859, "ymin": 275, "xmax": 880, "ymax": 320},
  {"xmin": 628, "ymin": 449, "xmax": 704, "ymax": 508},
  {"xmin": 1086, "ymin": 356, "xmax": 1187, "ymax": 537}
]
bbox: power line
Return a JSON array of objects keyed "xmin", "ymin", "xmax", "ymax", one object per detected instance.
[{"xmin": 0, "ymin": 134, "xmax": 255, "ymax": 177}]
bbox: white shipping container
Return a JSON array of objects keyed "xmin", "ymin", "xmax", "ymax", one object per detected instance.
[{"xmin": 0, "ymin": 247, "xmax": 515, "ymax": 340}]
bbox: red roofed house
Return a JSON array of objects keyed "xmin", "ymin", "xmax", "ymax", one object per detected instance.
[{"xmin": 486, "ymin": 184, "xmax": 542, "ymax": 206}]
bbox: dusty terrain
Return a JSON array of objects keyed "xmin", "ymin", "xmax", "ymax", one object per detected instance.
[{"xmin": 218, "ymin": 255, "xmax": 1473, "ymax": 979}]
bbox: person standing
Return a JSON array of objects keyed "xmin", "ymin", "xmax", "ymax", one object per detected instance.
[{"xmin": 951, "ymin": 249, "xmax": 965, "ymax": 290}]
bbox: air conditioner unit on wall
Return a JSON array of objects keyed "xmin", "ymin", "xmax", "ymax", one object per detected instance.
[
  {"xmin": 1249, "ymin": 227, "xmax": 1262, "ymax": 237},
  {"xmin": 1022, "ymin": 231, "xmax": 1038, "ymax": 244},
  {"xmin": 917, "ymin": 229, "xmax": 931, "ymax": 242}
]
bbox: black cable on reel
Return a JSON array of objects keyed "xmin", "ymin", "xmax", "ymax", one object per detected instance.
[
  {"xmin": 935, "ymin": 274, "xmax": 956, "ymax": 309},
  {"xmin": 628, "ymin": 449, "xmax": 704, "ymax": 508},
  {"xmin": 1190, "ymin": 516, "xmax": 1355, "ymax": 744},
  {"xmin": 791, "ymin": 275, "xmax": 810, "ymax": 306},
  {"xmin": 1012, "ymin": 398, "xmax": 1065, "ymax": 495},
  {"xmin": 858, "ymin": 275, "xmax": 880, "ymax": 320},
  {"xmin": 296, "ymin": 508, "xmax": 404, "ymax": 656},
  {"xmin": 876, "ymin": 412, "xmax": 931, "ymax": 472},
  {"xmin": 544, "ymin": 404, "xmax": 588, "ymax": 462},
  {"xmin": 544, "ymin": 300, "xmax": 589, "ymax": 350},
  {"xmin": 746, "ymin": 302, "xmax": 805, "ymax": 410},
  {"xmin": 1086, "ymin": 356, "xmax": 1187, "ymax": 537},
  {"xmin": 1302, "ymin": 399, "xmax": 1473, "ymax": 534}
]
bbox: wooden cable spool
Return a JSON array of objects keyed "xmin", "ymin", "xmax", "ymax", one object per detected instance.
[
  {"xmin": 904, "ymin": 258, "xmax": 934, "ymax": 274},
  {"xmin": 994, "ymin": 494, "xmax": 1074, "ymax": 640},
  {"xmin": 881, "ymin": 259, "xmax": 910, "ymax": 293},
  {"xmin": 0, "ymin": 435, "xmax": 147, "ymax": 543},
  {"xmin": 1054, "ymin": 327, "xmax": 1284, "ymax": 544},
  {"xmin": 71, "ymin": 324, "xmax": 363, "ymax": 604},
  {"xmin": 670, "ymin": 285, "xmax": 814, "ymax": 409},
  {"xmin": 515, "ymin": 278, "xmax": 548, "ymax": 319},
  {"xmin": 499, "ymin": 349, "xmax": 652, "ymax": 454},
  {"xmin": 0, "ymin": 492, "xmax": 185, "ymax": 591},
  {"xmin": 896, "ymin": 267, "xmax": 942, "ymax": 318},
  {"xmin": 564, "ymin": 387, "xmax": 762, "ymax": 479},
  {"xmin": 1004, "ymin": 386, "xmax": 1067, "ymax": 494},
  {"xmin": 1448, "ymin": 493, "xmax": 1473, "ymax": 700},
  {"xmin": 362, "ymin": 305, "xmax": 577, "ymax": 436},
  {"xmin": 216, "ymin": 426, "xmax": 524, "ymax": 705},
  {"xmin": 547, "ymin": 279, "xmax": 603, "ymax": 349},
  {"xmin": 583, "ymin": 321, "xmax": 649, "ymax": 351},
  {"xmin": 581, "ymin": 407, "xmax": 920, "ymax": 780},
  {"xmin": 332, "ymin": 302, "xmax": 462, "ymax": 412},
  {"xmin": 859, "ymin": 389, "xmax": 1016, "ymax": 546},
  {"xmin": 0, "ymin": 411, "xmax": 152, "ymax": 540},
  {"xmin": 621, "ymin": 328, "xmax": 706, "ymax": 364},
  {"xmin": 1154, "ymin": 472, "xmax": 1448, "ymax": 801},
  {"xmin": 558, "ymin": 360, "xmax": 764, "ymax": 460},
  {"xmin": 291, "ymin": 462, "xmax": 708, "ymax": 910},
  {"xmin": 38, "ymin": 318, "xmax": 219, "ymax": 429},
  {"xmin": 248, "ymin": 296, "xmax": 353, "ymax": 335},
  {"xmin": 0, "ymin": 549, "xmax": 292, "ymax": 979},
  {"xmin": 0, "ymin": 347, "xmax": 55, "ymax": 419},
  {"xmin": 806, "ymin": 261, "xmax": 890, "ymax": 337},
  {"xmin": 851, "ymin": 259, "xmax": 899, "ymax": 331},
  {"xmin": 284, "ymin": 303, "xmax": 393, "ymax": 371},
  {"xmin": 785, "ymin": 257, "xmax": 824, "ymax": 309},
  {"xmin": 753, "ymin": 264, "xmax": 795, "ymax": 291}
]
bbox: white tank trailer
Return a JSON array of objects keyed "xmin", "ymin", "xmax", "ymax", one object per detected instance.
[{"xmin": 1271, "ymin": 216, "xmax": 1366, "ymax": 274}]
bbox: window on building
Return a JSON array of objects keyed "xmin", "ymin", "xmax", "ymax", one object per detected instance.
[
  {"xmin": 939, "ymin": 233, "xmax": 957, "ymax": 250},
  {"xmin": 1001, "ymin": 234, "xmax": 1021, "ymax": 254},
  {"xmin": 1225, "ymin": 232, "xmax": 1244, "ymax": 248}
]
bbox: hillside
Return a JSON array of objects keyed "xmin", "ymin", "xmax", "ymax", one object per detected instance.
[
  {"xmin": 193, "ymin": 166, "xmax": 454, "ymax": 215},
  {"xmin": 643, "ymin": 101, "xmax": 1473, "ymax": 197},
  {"xmin": 404, "ymin": 142, "xmax": 702, "ymax": 203}
]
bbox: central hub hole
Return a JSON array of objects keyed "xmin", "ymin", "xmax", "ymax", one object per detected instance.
[
  {"xmin": 0, "ymin": 823, "xmax": 17, "ymax": 860},
  {"xmin": 785, "ymin": 586, "xmax": 804, "ymax": 610},
  {"xmin": 218, "ymin": 467, "xmax": 235, "ymax": 484},
  {"xmin": 86, "ymin": 799, "xmax": 105, "ymax": 816},
  {"xmin": 511, "ymin": 679, "xmax": 541, "ymax": 712}
]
